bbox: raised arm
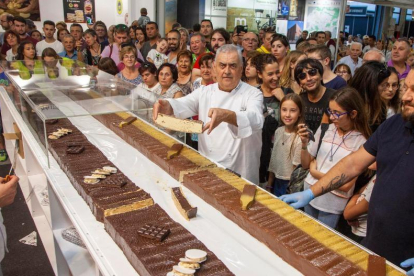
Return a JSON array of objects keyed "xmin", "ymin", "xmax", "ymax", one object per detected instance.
[{"xmin": 280, "ymin": 146, "xmax": 375, "ymax": 208}]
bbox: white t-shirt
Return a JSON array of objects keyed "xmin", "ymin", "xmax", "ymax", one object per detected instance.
[
  {"xmin": 304, "ymin": 124, "xmax": 367, "ymax": 214},
  {"xmin": 146, "ymin": 49, "xmax": 167, "ymax": 69},
  {"xmin": 268, "ymin": 126, "xmax": 302, "ymax": 180},
  {"xmin": 36, "ymin": 40, "xmax": 64, "ymax": 57},
  {"xmin": 6, "ymin": 48, "xmax": 17, "ymax": 61},
  {"xmin": 351, "ymin": 176, "xmax": 375, "ymax": 237}
]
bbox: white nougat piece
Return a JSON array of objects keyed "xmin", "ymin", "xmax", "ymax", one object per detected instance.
[{"xmin": 155, "ymin": 114, "xmax": 203, "ymax": 134}]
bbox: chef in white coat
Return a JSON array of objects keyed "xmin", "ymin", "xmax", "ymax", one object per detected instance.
[{"xmin": 153, "ymin": 44, "xmax": 264, "ymax": 184}]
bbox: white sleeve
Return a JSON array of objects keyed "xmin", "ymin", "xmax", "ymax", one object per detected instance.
[
  {"xmin": 307, "ymin": 125, "xmax": 323, "ymax": 158},
  {"xmin": 228, "ymin": 87, "xmax": 264, "ymax": 139},
  {"xmin": 56, "ymin": 41, "xmax": 64, "ymax": 54},
  {"xmin": 167, "ymin": 87, "xmax": 202, "ymax": 118},
  {"xmin": 147, "ymin": 49, "xmax": 156, "ymax": 61},
  {"xmin": 36, "ymin": 42, "xmax": 42, "ymax": 57}
]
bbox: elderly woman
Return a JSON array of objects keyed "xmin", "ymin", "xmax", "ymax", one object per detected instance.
[
  {"xmin": 154, "ymin": 63, "xmax": 183, "ymax": 98},
  {"xmin": 115, "ymin": 46, "xmax": 142, "ymax": 85},
  {"xmin": 176, "ymin": 50, "xmax": 193, "ymax": 95}
]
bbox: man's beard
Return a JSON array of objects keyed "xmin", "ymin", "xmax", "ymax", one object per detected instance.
[
  {"xmin": 402, "ymin": 104, "xmax": 414, "ymax": 124},
  {"xmin": 168, "ymin": 44, "xmax": 178, "ymax": 52}
]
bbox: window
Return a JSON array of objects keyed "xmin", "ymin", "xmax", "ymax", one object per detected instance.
[
  {"xmin": 406, "ymin": 9, "xmax": 413, "ymax": 22},
  {"xmin": 393, "ymin": 7, "xmax": 401, "ymax": 25}
]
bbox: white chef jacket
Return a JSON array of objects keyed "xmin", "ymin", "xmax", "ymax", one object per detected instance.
[{"xmin": 167, "ymin": 81, "xmax": 264, "ymax": 184}]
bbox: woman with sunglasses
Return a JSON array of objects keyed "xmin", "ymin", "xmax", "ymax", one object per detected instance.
[
  {"xmin": 138, "ymin": 62, "xmax": 160, "ymax": 92},
  {"xmin": 79, "ymin": 29, "xmax": 102, "ymax": 66},
  {"xmin": 115, "ymin": 46, "xmax": 142, "ymax": 85},
  {"xmin": 380, "ymin": 67, "xmax": 400, "ymax": 118},
  {"xmin": 277, "ymin": 50, "xmax": 306, "ymax": 95},
  {"xmin": 349, "ymin": 61, "xmax": 391, "ymax": 133},
  {"xmin": 271, "ymin": 34, "xmax": 289, "ymax": 73},
  {"xmin": 298, "ymin": 87, "xmax": 371, "ymax": 229}
]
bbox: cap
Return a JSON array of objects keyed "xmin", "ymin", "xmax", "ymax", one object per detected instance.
[
  {"xmin": 363, "ymin": 35, "xmax": 369, "ymax": 39},
  {"xmin": 140, "ymin": 8, "xmax": 147, "ymax": 15}
]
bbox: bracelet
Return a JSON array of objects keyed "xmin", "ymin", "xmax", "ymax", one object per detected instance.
[{"xmin": 301, "ymin": 145, "xmax": 307, "ymax": 150}]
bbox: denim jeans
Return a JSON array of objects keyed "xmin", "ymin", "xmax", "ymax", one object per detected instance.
[
  {"xmin": 305, "ymin": 204, "xmax": 341, "ymax": 229},
  {"xmin": 272, "ymin": 178, "xmax": 289, "ymax": 197}
]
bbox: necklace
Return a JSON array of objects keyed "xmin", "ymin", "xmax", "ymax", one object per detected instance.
[
  {"xmin": 329, "ymin": 128, "xmax": 353, "ymax": 162},
  {"xmin": 282, "ymin": 132, "xmax": 291, "ymax": 145}
]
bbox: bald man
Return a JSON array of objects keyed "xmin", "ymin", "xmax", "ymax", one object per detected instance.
[{"xmin": 241, "ymin": 32, "xmax": 258, "ymax": 58}]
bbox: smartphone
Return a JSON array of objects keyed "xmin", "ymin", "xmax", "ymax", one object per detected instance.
[
  {"xmin": 86, "ymin": 16, "xmax": 94, "ymax": 25},
  {"xmin": 236, "ymin": 25, "xmax": 248, "ymax": 34},
  {"xmin": 306, "ymin": 127, "xmax": 315, "ymax": 142}
]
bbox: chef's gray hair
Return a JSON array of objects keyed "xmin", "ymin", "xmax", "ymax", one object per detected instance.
[{"xmin": 215, "ymin": 44, "xmax": 243, "ymax": 65}]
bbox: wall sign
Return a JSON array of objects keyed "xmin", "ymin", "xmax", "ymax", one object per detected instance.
[
  {"xmin": 63, "ymin": 0, "xmax": 95, "ymax": 24},
  {"xmin": 117, "ymin": 0, "xmax": 123, "ymax": 15}
]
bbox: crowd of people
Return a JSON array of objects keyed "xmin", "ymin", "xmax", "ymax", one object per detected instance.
[{"xmin": 0, "ymin": 8, "xmax": 414, "ymax": 275}]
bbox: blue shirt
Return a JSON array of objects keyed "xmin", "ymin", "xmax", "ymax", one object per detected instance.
[
  {"xmin": 363, "ymin": 114, "xmax": 414, "ymax": 267},
  {"xmin": 325, "ymin": 75, "xmax": 347, "ymax": 90},
  {"xmin": 58, "ymin": 50, "xmax": 78, "ymax": 60}
]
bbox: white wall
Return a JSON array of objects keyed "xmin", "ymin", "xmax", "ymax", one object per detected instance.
[{"xmin": 36, "ymin": 0, "xmax": 118, "ymax": 32}]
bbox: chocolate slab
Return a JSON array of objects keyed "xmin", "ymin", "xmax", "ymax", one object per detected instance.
[
  {"xmin": 104, "ymin": 204, "xmax": 233, "ymax": 276},
  {"xmin": 367, "ymin": 255, "xmax": 386, "ymax": 276}
]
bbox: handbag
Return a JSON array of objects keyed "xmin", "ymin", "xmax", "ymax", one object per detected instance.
[{"xmin": 287, "ymin": 123, "xmax": 329, "ymax": 194}]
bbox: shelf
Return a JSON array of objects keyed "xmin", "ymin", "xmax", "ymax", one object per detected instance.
[
  {"xmin": 33, "ymin": 215, "xmax": 56, "ymax": 273},
  {"xmin": 53, "ymin": 228, "xmax": 95, "ymax": 276},
  {"xmin": 27, "ymin": 174, "xmax": 51, "ymax": 226}
]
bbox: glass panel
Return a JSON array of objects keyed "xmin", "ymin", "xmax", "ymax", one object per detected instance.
[
  {"xmin": 392, "ymin": 13, "xmax": 400, "ymax": 25},
  {"xmin": 406, "ymin": 9, "xmax": 413, "ymax": 22}
]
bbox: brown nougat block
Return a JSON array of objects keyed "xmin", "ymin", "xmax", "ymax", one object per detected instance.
[
  {"xmin": 119, "ymin": 116, "xmax": 137, "ymax": 127},
  {"xmin": 240, "ymin": 184, "xmax": 256, "ymax": 211},
  {"xmin": 171, "ymin": 187, "xmax": 197, "ymax": 220},
  {"xmin": 367, "ymin": 255, "xmax": 386, "ymax": 276},
  {"xmin": 167, "ymin": 143, "xmax": 184, "ymax": 159}
]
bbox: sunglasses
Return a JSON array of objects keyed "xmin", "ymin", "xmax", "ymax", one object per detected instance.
[
  {"xmin": 298, "ymin": 68, "xmax": 318, "ymax": 80},
  {"xmin": 115, "ymin": 24, "xmax": 128, "ymax": 31}
]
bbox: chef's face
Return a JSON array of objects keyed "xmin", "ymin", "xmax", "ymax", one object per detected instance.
[{"xmin": 214, "ymin": 51, "xmax": 242, "ymax": 92}]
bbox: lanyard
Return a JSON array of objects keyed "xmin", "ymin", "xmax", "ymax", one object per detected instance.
[{"xmin": 329, "ymin": 128, "xmax": 353, "ymax": 162}]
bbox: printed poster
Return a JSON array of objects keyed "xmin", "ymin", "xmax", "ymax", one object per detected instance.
[
  {"xmin": 63, "ymin": 0, "xmax": 96, "ymax": 24},
  {"xmin": 0, "ymin": 0, "xmax": 41, "ymax": 21},
  {"xmin": 213, "ymin": 0, "xmax": 227, "ymax": 16},
  {"xmin": 304, "ymin": 0, "xmax": 341, "ymax": 37}
]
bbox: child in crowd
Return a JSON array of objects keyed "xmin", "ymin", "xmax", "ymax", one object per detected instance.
[
  {"xmin": 298, "ymin": 87, "xmax": 371, "ymax": 229},
  {"xmin": 268, "ymin": 93, "xmax": 303, "ymax": 196},
  {"xmin": 343, "ymin": 175, "xmax": 375, "ymax": 243},
  {"xmin": 146, "ymin": 38, "xmax": 168, "ymax": 69}
]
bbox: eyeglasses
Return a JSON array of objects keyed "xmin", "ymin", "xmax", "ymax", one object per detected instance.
[
  {"xmin": 336, "ymin": 71, "xmax": 349, "ymax": 75},
  {"xmin": 297, "ymin": 68, "xmax": 318, "ymax": 80},
  {"xmin": 327, "ymin": 108, "xmax": 349, "ymax": 119},
  {"xmin": 380, "ymin": 82, "xmax": 399, "ymax": 90},
  {"xmin": 243, "ymin": 38, "xmax": 258, "ymax": 43}
]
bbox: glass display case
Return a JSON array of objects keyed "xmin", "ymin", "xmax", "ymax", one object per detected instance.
[{"xmin": 2, "ymin": 60, "xmax": 162, "ymax": 166}]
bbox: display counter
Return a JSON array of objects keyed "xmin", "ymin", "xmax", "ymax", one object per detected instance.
[{"xmin": 0, "ymin": 61, "xmax": 406, "ymax": 276}]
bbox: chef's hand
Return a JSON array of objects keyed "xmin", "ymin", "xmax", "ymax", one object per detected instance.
[
  {"xmin": 279, "ymin": 189, "xmax": 314, "ymax": 209},
  {"xmin": 202, "ymin": 108, "xmax": 236, "ymax": 135},
  {"xmin": 152, "ymin": 99, "xmax": 173, "ymax": 121},
  {"xmin": 401, "ymin": 258, "xmax": 414, "ymax": 276},
  {"xmin": 0, "ymin": 175, "xmax": 19, "ymax": 208}
]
